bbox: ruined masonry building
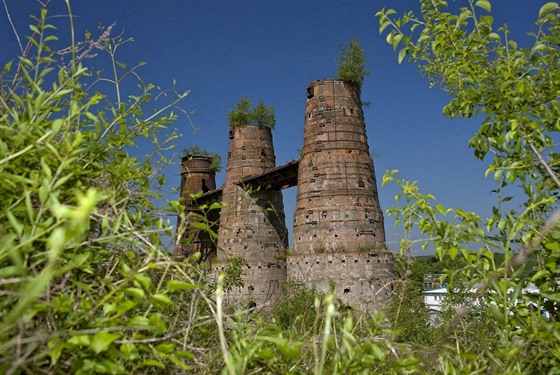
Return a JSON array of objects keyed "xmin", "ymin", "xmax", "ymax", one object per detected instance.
[{"xmin": 177, "ymin": 79, "xmax": 394, "ymax": 312}]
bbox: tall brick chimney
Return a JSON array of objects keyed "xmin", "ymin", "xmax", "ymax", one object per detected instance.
[
  {"xmin": 174, "ymin": 156, "xmax": 218, "ymax": 260},
  {"xmin": 289, "ymin": 79, "xmax": 393, "ymax": 311},
  {"xmin": 216, "ymin": 125, "xmax": 288, "ymax": 308}
]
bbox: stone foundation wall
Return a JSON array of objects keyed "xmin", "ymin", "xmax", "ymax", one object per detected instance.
[
  {"xmin": 213, "ymin": 260, "xmax": 287, "ymax": 309},
  {"xmin": 287, "ymin": 251, "xmax": 394, "ymax": 312}
]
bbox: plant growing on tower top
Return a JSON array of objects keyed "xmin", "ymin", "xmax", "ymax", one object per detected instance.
[
  {"xmin": 182, "ymin": 146, "xmax": 222, "ymax": 172},
  {"xmin": 336, "ymin": 36, "xmax": 370, "ymax": 89},
  {"xmin": 227, "ymin": 96, "xmax": 276, "ymax": 128}
]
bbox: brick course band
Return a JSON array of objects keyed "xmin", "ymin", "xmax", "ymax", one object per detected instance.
[{"xmin": 287, "ymin": 251, "xmax": 394, "ymax": 312}]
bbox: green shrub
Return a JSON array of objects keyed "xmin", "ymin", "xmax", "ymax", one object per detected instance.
[
  {"xmin": 0, "ymin": 7, "xmax": 217, "ymax": 374},
  {"xmin": 182, "ymin": 145, "xmax": 222, "ymax": 172},
  {"xmin": 377, "ymin": 1, "xmax": 560, "ymax": 372},
  {"xmin": 336, "ymin": 37, "xmax": 370, "ymax": 89},
  {"xmin": 227, "ymin": 96, "xmax": 276, "ymax": 128},
  {"xmin": 271, "ymin": 282, "xmax": 321, "ymax": 331}
]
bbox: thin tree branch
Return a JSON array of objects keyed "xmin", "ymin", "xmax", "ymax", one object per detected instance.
[
  {"xmin": 528, "ymin": 139, "xmax": 560, "ymax": 190},
  {"xmin": 2, "ymin": 0, "xmax": 23, "ymax": 53}
]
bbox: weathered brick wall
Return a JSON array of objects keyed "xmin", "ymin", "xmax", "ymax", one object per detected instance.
[
  {"xmin": 287, "ymin": 251, "xmax": 394, "ymax": 312},
  {"xmin": 293, "ymin": 79, "xmax": 386, "ymax": 254},
  {"xmin": 289, "ymin": 79, "xmax": 393, "ymax": 311},
  {"xmin": 179, "ymin": 156, "xmax": 217, "ymax": 203},
  {"xmin": 216, "ymin": 125, "xmax": 288, "ymax": 307},
  {"xmin": 175, "ymin": 156, "xmax": 217, "ymax": 259},
  {"xmin": 213, "ymin": 260, "xmax": 287, "ymax": 309}
]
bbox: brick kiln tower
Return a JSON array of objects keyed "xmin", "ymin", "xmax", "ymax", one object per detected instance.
[
  {"xmin": 174, "ymin": 156, "xmax": 218, "ymax": 260},
  {"xmin": 216, "ymin": 125, "xmax": 289, "ymax": 307},
  {"xmin": 289, "ymin": 79, "xmax": 393, "ymax": 311}
]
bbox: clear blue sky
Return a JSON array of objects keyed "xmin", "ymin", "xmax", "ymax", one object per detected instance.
[{"xmin": 1, "ymin": 0, "xmax": 548, "ymax": 252}]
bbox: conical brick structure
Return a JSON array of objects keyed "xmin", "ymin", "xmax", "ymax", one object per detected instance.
[
  {"xmin": 289, "ymin": 79, "xmax": 393, "ymax": 311},
  {"xmin": 215, "ymin": 125, "xmax": 288, "ymax": 308},
  {"xmin": 175, "ymin": 156, "xmax": 218, "ymax": 261}
]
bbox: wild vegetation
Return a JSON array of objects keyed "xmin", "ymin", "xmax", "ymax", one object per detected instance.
[
  {"xmin": 336, "ymin": 37, "xmax": 370, "ymax": 89},
  {"xmin": 227, "ymin": 97, "xmax": 276, "ymax": 128},
  {"xmin": 377, "ymin": 0, "xmax": 560, "ymax": 371},
  {"xmin": 0, "ymin": 0, "xmax": 558, "ymax": 374},
  {"xmin": 182, "ymin": 145, "xmax": 222, "ymax": 172}
]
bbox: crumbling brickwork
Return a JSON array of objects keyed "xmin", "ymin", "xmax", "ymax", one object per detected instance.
[
  {"xmin": 214, "ymin": 261, "xmax": 287, "ymax": 309},
  {"xmin": 215, "ymin": 125, "xmax": 289, "ymax": 307},
  {"xmin": 289, "ymin": 79, "xmax": 393, "ymax": 311},
  {"xmin": 293, "ymin": 79, "xmax": 385, "ymax": 253},
  {"xmin": 287, "ymin": 252, "xmax": 393, "ymax": 311},
  {"xmin": 175, "ymin": 156, "xmax": 217, "ymax": 260}
]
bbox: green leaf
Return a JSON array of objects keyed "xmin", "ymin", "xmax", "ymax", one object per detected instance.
[
  {"xmin": 93, "ymin": 358, "xmax": 126, "ymax": 374},
  {"xmin": 48, "ymin": 338, "xmax": 65, "ymax": 365},
  {"xmin": 449, "ymin": 247, "xmax": 459, "ymax": 260},
  {"xmin": 260, "ymin": 336, "xmax": 302, "ymax": 360},
  {"xmin": 156, "ymin": 343, "xmax": 175, "ymax": 354},
  {"xmin": 150, "ymin": 293, "xmax": 173, "ymax": 305},
  {"xmin": 277, "ymin": 340, "xmax": 301, "ymax": 360},
  {"xmin": 190, "ymin": 221, "xmax": 211, "ymax": 232},
  {"xmin": 391, "ymin": 34, "xmax": 403, "ymax": 50},
  {"xmin": 129, "ymin": 316, "xmax": 151, "ymax": 328},
  {"xmin": 125, "ymin": 287, "xmax": 145, "ymax": 299},
  {"xmin": 166, "ymin": 280, "xmax": 198, "ymax": 292},
  {"xmin": 48, "ymin": 227, "xmax": 67, "ymax": 255},
  {"xmin": 489, "ymin": 304, "xmax": 505, "ymax": 325},
  {"xmin": 371, "ymin": 344, "xmax": 386, "ymax": 361},
  {"xmin": 134, "ymin": 273, "xmax": 153, "ymax": 290},
  {"xmin": 398, "ymin": 47, "xmax": 408, "ymax": 64},
  {"xmin": 539, "ymin": 2, "xmax": 559, "ymax": 18},
  {"xmin": 140, "ymin": 359, "xmax": 166, "ymax": 369},
  {"xmin": 393, "ymin": 356, "xmax": 422, "ymax": 368},
  {"xmin": 68, "ymin": 334, "xmax": 91, "ymax": 347},
  {"xmin": 101, "ymin": 215, "xmax": 110, "ymax": 235},
  {"xmin": 149, "ymin": 313, "xmax": 167, "ymax": 335},
  {"xmin": 531, "ymin": 269, "xmax": 551, "ymax": 282},
  {"xmin": 6, "ymin": 211, "xmax": 24, "ymax": 236},
  {"xmin": 175, "ymin": 350, "xmax": 195, "ymax": 359},
  {"xmin": 90, "ymin": 331, "xmax": 121, "ymax": 354},
  {"xmin": 380, "ymin": 21, "xmax": 391, "ymax": 33},
  {"xmin": 544, "ymin": 241, "xmax": 560, "ymax": 251},
  {"xmin": 167, "ymin": 354, "xmax": 192, "ymax": 371},
  {"xmin": 120, "ymin": 342, "xmax": 140, "ymax": 361},
  {"xmin": 475, "ymin": 0, "xmax": 491, "ymax": 12}
]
